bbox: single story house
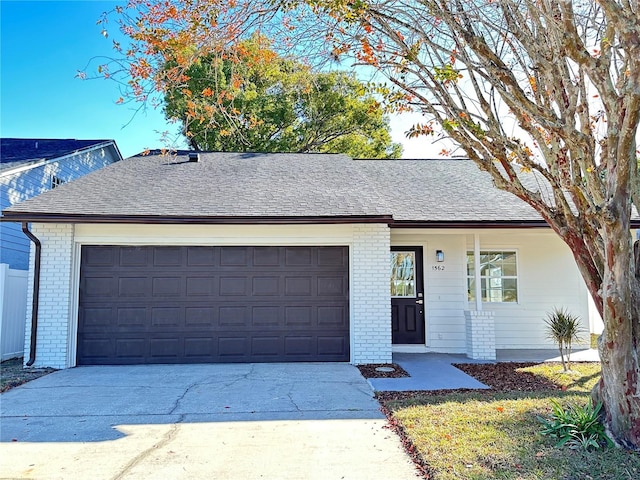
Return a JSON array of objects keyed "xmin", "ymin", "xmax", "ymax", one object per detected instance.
[{"xmin": 2, "ymin": 151, "xmax": 635, "ymax": 369}]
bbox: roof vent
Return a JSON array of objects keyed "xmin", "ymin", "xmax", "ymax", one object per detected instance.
[{"xmin": 188, "ymin": 152, "xmax": 200, "ymax": 163}]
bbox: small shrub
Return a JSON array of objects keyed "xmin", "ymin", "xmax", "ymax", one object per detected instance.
[
  {"xmin": 538, "ymin": 399, "xmax": 613, "ymax": 451},
  {"xmin": 544, "ymin": 307, "xmax": 584, "ymax": 371}
]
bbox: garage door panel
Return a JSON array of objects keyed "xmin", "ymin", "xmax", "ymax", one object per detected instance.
[
  {"xmin": 78, "ymin": 246, "xmax": 349, "ymax": 364},
  {"xmin": 318, "ymin": 336, "xmax": 347, "ymax": 355},
  {"xmin": 285, "ymin": 276, "xmax": 312, "ymax": 296},
  {"xmin": 151, "ymin": 307, "xmax": 181, "ymax": 326},
  {"xmin": 284, "ymin": 306, "xmax": 313, "ymax": 326},
  {"xmin": 252, "ymin": 276, "xmax": 280, "ymax": 295},
  {"xmin": 152, "ymin": 277, "xmax": 182, "ymax": 297},
  {"xmin": 186, "ymin": 276, "xmax": 215, "ymax": 296},
  {"xmin": 184, "ymin": 337, "xmax": 215, "ymax": 358},
  {"xmin": 119, "ymin": 247, "xmax": 149, "ymax": 266},
  {"xmin": 84, "ymin": 246, "xmax": 116, "ymax": 267},
  {"xmin": 317, "ymin": 276, "xmax": 346, "ymax": 296},
  {"xmin": 251, "ymin": 306, "xmax": 281, "ymax": 326},
  {"xmin": 185, "ymin": 307, "xmax": 216, "ymax": 325},
  {"xmin": 220, "ymin": 247, "xmax": 248, "ymax": 266},
  {"xmin": 83, "ymin": 276, "xmax": 114, "ymax": 297},
  {"xmin": 253, "ymin": 247, "xmax": 280, "ymax": 266},
  {"xmin": 286, "ymin": 247, "xmax": 312, "ymax": 266},
  {"xmin": 219, "ymin": 306, "xmax": 248, "ymax": 326},
  {"xmin": 118, "ymin": 307, "xmax": 147, "ymax": 326},
  {"xmin": 116, "ymin": 338, "xmax": 146, "ymax": 359},
  {"xmin": 317, "ymin": 246, "xmax": 348, "ymax": 266},
  {"xmin": 251, "ymin": 336, "xmax": 281, "ymax": 356},
  {"xmin": 318, "ymin": 306, "xmax": 348, "ymax": 326},
  {"xmin": 187, "ymin": 247, "xmax": 216, "ymax": 266},
  {"xmin": 218, "ymin": 336, "xmax": 247, "ymax": 357},
  {"xmin": 153, "ymin": 246, "xmax": 184, "ymax": 266},
  {"xmin": 118, "ymin": 277, "xmax": 147, "ymax": 297},
  {"xmin": 219, "ymin": 276, "xmax": 249, "ymax": 296}
]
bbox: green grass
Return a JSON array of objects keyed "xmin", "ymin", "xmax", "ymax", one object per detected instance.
[
  {"xmin": 386, "ymin": 363, "xmax": 640, "ymax": 480},
  {"xmin": 518, "ymin": 362, "xmax": 602, "ymax": 391}
]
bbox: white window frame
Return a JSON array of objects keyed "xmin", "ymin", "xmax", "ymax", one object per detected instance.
[{"xmin": 467, "ymin": 250, "xmax": 519, "ymax": 303}]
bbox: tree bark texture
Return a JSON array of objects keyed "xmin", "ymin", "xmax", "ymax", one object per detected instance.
[{"xmin": 597, "ymin": 224, "xmax": 640, "ymax": 448}]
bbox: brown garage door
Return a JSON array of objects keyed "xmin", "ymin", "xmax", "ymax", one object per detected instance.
[{"xmin": 77, "ymin": 246, "xmax": 349, "ymax": 365}]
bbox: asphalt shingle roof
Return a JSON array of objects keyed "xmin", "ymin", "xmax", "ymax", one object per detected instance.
[
  {"xmin": 2, "ymin": 152, "xmax": 391, "ymax": 220},
  {"xmin": 7, "ymin": 150, "xmax": 614, "ymax": 225},
  {"xmin": 355, "ymin": 159, "xmax": 543, "ymax": 222}
]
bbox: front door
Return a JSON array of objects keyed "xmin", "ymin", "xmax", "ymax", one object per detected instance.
[{"xmin": 391, "ymin": 247, "xmax": 425, "ymax": 344}]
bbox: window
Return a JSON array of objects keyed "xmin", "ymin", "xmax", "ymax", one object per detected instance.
[
  {"xmin": 391, "ymin": 251, "xmax": 416, "ymax": 297},
  {"xmin": 467, "ymin": 250, "xmax": 518, "ymax": 302},
  {"xmin": 51, "ymin": 175, "xmax": 65, "ymax": 189}
]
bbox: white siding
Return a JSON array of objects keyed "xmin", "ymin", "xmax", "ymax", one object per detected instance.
[
  {"xmin": 392, "ymin": 229, "xmax": 591, "ymax": 352},
  {"xmin": 391, "ymin": 232, "xmax": 468, "ymax": 352},
  {"xmin": 477, "ymin": 231, "xmax": 590, "ymax": 349}
]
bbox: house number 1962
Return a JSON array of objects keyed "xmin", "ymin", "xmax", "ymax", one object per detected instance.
[{"xmin": 432, "ymin": 265, "xmax": 445, "ymax": 271}]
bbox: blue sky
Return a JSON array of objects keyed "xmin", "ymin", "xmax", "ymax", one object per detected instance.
[
  {"xmin": 1, "ymin": 0, "xmax": 435, "ymax": 159},
  {"xmin": 1, "ymin": 0, "xmax": 183, "ymax": 158}
]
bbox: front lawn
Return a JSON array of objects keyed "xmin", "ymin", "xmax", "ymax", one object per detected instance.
[{"xmin": 381, "ymin": 363, "xmax": 640, "ymax": 480}]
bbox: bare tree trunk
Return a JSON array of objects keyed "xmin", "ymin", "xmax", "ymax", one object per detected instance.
[{"xmin": 596, "ymin": 223, "xmax": 640, "ymax": 449}]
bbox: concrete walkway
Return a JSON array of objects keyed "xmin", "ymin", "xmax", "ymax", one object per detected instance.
[
  {"xmin": 368, "ymin": 353, "xmax": 490, "ymax": 392},
  {"xmin": 368, "ymin": 349, "xmax": 600, "ymax": 392},
  {"xmin": 0, "ymin": 363, "xmax": 419, "ymax": 480}
]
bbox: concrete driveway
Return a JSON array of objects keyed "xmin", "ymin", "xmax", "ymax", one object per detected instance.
[{"xmin": 0, "ymin": 363, "xmax": 419, "ymax": 479}]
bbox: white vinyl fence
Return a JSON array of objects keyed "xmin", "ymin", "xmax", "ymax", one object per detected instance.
[{"xmin": 0, "ymin": 264, "xmax": 28, "ymax": 361}]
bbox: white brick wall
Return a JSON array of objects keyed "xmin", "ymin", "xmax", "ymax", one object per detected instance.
[
  {"xmin": 351, "ymin": 224, "xmax": 392, "ymax": 364},
  {"xmin": 22, "ymin": 222, "xmax": 394, "ymax": 368},
  {"xmin": 24, "ymin": 223, "xmax": 74, "ymax": 368},
  {"xmin": 465, "ymin": 310, "xmax": 496, "ymax": 360}
]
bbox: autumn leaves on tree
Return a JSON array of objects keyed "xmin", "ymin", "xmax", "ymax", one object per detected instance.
[{"xmin": 91, "ymin": 0, "xmax": 640, "ymax": 450}]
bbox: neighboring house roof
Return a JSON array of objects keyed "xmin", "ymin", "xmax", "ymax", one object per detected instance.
[
  {"xmin": 0, "ymin": 138, "xmax": 121, "ymax": 175},
  {"xmin": 2, "ymin": 150, "xmax": 638, "ymax": 227}
]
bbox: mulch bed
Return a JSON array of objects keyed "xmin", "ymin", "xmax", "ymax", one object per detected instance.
[
  {"xmin": 0, "ymin": 358, "xmax": 56, "ymax": 393},
  {"xmin": 454, "ymin": 362, "xmax": 561, "ymax": 392},
  {"xmin": 357, "ymin": 363, "xmax": 410, "ymax": 378},
  {"xmin": 373, "ymin": 362, "xmax": 562, "ymax": 402}
]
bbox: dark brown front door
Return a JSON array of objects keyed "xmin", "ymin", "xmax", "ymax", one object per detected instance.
[
  {"xmin": 391, "ymin": 247, "xmax": 425, "ymax": 344},
  {"xmin": 77, "ymin": 245, "xmax": 349, "ymax": 365}
]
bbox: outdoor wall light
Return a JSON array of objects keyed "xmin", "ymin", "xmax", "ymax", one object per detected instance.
[{"xmin": 436, "ymin": 250, "xmax": 444, "ymax": 262}]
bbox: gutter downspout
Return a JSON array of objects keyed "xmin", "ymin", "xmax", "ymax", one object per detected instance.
[{"xmin": 22, "ymin": 222, "xmax": 41, "ymax": 367}]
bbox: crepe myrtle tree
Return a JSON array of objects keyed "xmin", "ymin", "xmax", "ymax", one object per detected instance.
[{"xmin": 92, "ymin": 0, "xmax": 640, "ymax": 448}]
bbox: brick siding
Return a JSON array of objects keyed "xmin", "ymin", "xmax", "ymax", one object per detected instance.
[
  {"xmin": 23, "ymin": 223, "xmax": 74, "ymax": 368},
  {"xmin": 351, "ymin": 224, "xmax": 392, "ymax": 364}
]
